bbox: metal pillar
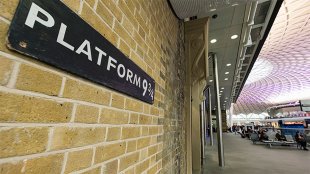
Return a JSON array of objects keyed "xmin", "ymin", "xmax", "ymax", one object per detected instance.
[
  {"xmin": 200, "ymin": 102, "xmax": 205, "ymax": 158},
  {"xmin": 211, "ymin": 53, "xmax": 225, "ymax": 167},
  {"xmin": 203, "ymin": 100, "xmax": 207, "ymax": 147},
  {"xmin": 208, "ymin": 88, "xmax": 214, "ymax": 146}
]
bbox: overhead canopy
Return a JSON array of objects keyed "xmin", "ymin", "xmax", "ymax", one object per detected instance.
[{"xmin": 234, "ymin": 0, "xmax": 310, "ymax": 114}]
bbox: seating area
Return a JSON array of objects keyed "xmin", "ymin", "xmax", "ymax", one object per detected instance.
[{"xmin": 237, "ymin": 128, "xmax": 310, "ymax": 150}]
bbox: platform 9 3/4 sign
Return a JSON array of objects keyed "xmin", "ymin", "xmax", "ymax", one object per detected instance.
[{"xmin": 7, "ymin": 0, "xmax": 155, "ymax": 104}]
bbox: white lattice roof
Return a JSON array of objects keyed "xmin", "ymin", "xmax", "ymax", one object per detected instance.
[{"xmin": 234, "ymin": 0, "xmax": 310, "ymax": 114}]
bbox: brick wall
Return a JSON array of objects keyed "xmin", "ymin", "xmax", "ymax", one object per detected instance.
[{"xmin": 0, "ymin": 0, "xmax": 186, "ymax": 174}]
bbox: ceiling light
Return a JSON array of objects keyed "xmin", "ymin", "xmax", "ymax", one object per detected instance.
[
  {"xmin": 221, "ymin": 87, "xmax": 224, "ymax": 89},
  {"xmin": 210, "ymin": 39, "xmax": 217, "ymax": 43},
  {"xmin": 232, "ymin": 3, "xmax": 239, "ymax": 6},
  {"xmin": 210, "ymin": 8, "xmax": 216, "ymax": 12},
  {"xmin": 226, "ymin": 63, "xmax": 231, "ymax": 66},
  {"xmin": 224, "ymin": 78, "xmax": 228, "ymax": 80},
  {"xmin": 225, "ymin": 72, "xmax": 229, "ymax": 74},
  {"xmin": 220, "ymin": 91, "xmax": 223, "ymax": 93},
  {"xmin": 209, "ymin": 80, "xmax": 213, "ymax": 82},
  {"xmin": 231, "ymin": 35, "xmax": 238, "ymax": 39}
]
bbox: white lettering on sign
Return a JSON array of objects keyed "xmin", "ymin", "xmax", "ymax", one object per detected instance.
[
  {"xmin": 24, "ymin": 2, "xmax": 154, "ymax": 100},
  {"xmin": 25, "ymin": 3, "xmax": 55, "ymax": 28},
  {"xmin": 57, "ymin": 23, "xmax": 74, "ymax": 51}
]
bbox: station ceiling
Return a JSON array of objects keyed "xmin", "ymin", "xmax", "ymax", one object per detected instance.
[{"xmin": 233, "ymin": 0, "xmax": 310, "ymax": 114}]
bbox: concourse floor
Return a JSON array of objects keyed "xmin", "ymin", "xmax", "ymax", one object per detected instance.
[{"xmin": 194, "ymin": 133, "xmax": 310, "ymax": 174}]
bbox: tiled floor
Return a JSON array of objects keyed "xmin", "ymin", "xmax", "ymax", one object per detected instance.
[{"xmin": 194, "ymin": 133, "xmax": 310, "ymax": 174}]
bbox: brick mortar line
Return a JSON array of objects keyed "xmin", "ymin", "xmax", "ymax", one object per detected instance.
[
  {"xmin": 0, "ymin": 136, "xmax": 163, "ymax": 163},
  {"xmin": 0, "ymin": 122, "xmax": 164, "ymax": 130},
  {"xmin": 0, "ymin": 16, "xmax": 10, "ymax": 24},
  {"xmin": 60, "ymin": 152, "xmax": 68, "ymax": 174},
  {"xmin": 6, "ymin": 62, "xmax": 20, "ymax": 88},
  {"xmin": 70, "ymin": 103, "xmax": 78, "ymax": 123},
  {"xmin": 46, "ymin": 127, "xmax": 55, "ymax": 151},
  {"xmin": 58, "ymin": 77, "xmax": 66, "ymax": 97},
  {"xmin": 93, "ymin": 0, "xmax": 99, "ymax": 10},
  {"xmin": 0, "ymin": 85, "xmax": 160, "ymax": 117},
  {"xmin": 78, "ymin": 0, "xmax": 83, "ymax": 15}
]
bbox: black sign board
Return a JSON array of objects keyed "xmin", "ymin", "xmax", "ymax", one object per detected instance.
[{"xmin": 7, "ymin": 0, "xmax": 155, "ymax": 104}]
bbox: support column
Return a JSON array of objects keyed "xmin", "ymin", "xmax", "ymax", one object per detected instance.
[
  {"xmin": 211, "ymin": 53, "xmax": 225, "ymax": 167},
  {"xmin": 200, "ymin": 102, "xmax": 205, "ymax": 158},
  {"xmin": 208, "ymin": 88, "xmax": 214, "ymax": 146}
]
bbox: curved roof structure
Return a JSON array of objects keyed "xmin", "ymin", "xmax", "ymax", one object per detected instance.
[{"xmin": 234, "ymin": 0, "xmax": 310, "ymax": 114}]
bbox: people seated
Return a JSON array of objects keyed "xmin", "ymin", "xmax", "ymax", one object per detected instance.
[
  {"xmin": 275, "ymin": 130, "xmax": 287, "ymax": 141},
  {"xmin": 295, "ymin": 131, "xmax": 308, "ymax": 151},
  {"xmin": 259, "ymin": 129, "xmax": 269, "ymax": 141}
]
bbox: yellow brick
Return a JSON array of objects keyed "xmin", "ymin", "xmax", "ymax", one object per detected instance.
[
  {"xmin": 75, "ymin": 105, "xmax": 99, "ymax": 123},
  {"xmin": 24, "ymin": 154, "xmax": 64, "ymax": 174},
  {"xmin": 133, "ymin": 31, "xmax": 147, "ymax": 51},
  {"xmin": 0, "ymin": 91, "xmax": 72, "ymax": 123},
  {"xmin": 0, "ymin": 162, "xmax": 23, "ymax": 174},
  {"xmin": 65, "ymin": 148, "xmax": 93, "ymax": 173},
  {"xmin": 15, "ymin": 64, "xmax": 62, "ymax": 96},
  {"xmin": 126, "ymin": 140, "xmax": 137, "ymax": 153},
  {"xmin": 0, "ymin": 21, "xmax": 14, "ymax": 55},
  {"xmin": 121, "ymin": 127, "xmax": 140, "ymax": 139},
  {"xmin": 63, "ymin": 79, "xmax": 111, "ymax": 105},
  {"xmin": 81, "ymin": 167, "xmax": 101, "ymax": 174},
  {"xmin": 106, "ymin": 127, "xmax": 121, "ymax": 141},
  {"xmin": 51, "ymin": 127, "xmax": 106, "ymax": 150},
  {"xmin": 125, "ymin": 98, "xmax": 143, "ymax": 112},
  {"xmin": 100, "ymin": 108, "xmax": 129, "ymax": 124},
  {"xmin": 119, "ymin": 152, "xmax": 139, "ymax": 171},
  {"xmin": 85, "ymin": 0, "xmax": 96, "ymax": 8},
  {"xmin": 103, "ymin": 160, "xmax": 118, "ymax": 174},
  {"xmin": 139, "ymin": 114, "xmax": 152, "ymax": 125},
  {"xmin": 122, "ymin": 17, "xmax": 135, "ymax": 35},
  {"xmin": 124, "ymin": 168, "xmax": 135, "ymax": 174},
  {"xmin": 138, "ymin": 26, "xmax": 146, "ymax": 40},
  {"xmin": 129, "ymin": 113, "xmax": 139, "ymax": 124},
  {"xmin": 114, "ymin": 22, "xmax": 136, "ymax": 49},
  {"xmin": 143, "ymin": 104, "xmax": 150, "ymax": 114},
  {"xmin": 0, "ymin": 56, "xmax": 13, "ymax": 85},
  {"xmin": 119, "ymin": 39, "xmax": 131, "ymax": 58},
  {"xmin": 147, "ymin": 165, "xmax": 157, "ymax": 174},
  {"xmin": 140, "ymin": 148, "xmax": 148, "ymax": 161},
  {"xmin": 148, "ymin": 145, "xmax": 158, "ymax": 156},
  {"xmin": 149, "ymin": 126, "xmax": 158, "ymax": 135},
  {"xmin": 100, "ymin": 0, "xmax": 122, "ymax": 23},
  {"xmin": 152, "ymin": 117, "xmax": 158, "ymax": 124},
  {"xmin": 62, "ymin": 0, "xmax": 80, "ymax": 13},
  {"xmin": 130, "ymin": 51, "xmax": 146, "ymax": 71},
  {"xmin": 96, "ymin": 2, "xmax": 114, "ymax": 27},
  {"xmin": 118, "ymin": 0, "xmax": 139, "ymax": 28},
  {"xmin": 150, "ymin": 136, "xmax": 157, "ymax": 145},
  {"xmin": 0, "ymin": 127, "xmax": 48, "ymax": 158},
  {"xmin": 0, "ymin": 0, "xmax": 19, "ymax": 20},
  {"xmin": 150, "ymin": 107, "xmax": 159, "ymax": 116},
  {"xmin": 141, "ymin": 127, "xmax": 149, "ymax": 136},
  {"xmin": 137, "ymin": 137, "xmax": 150, "ymax": 149},
  {"xmin": 150, "ymin": 155, "xmax": 156, "ymax": 165},
  {"xmin": 111, "ymin": 93, "xmax": 125, "ymax": 109},
  {"xmin": 135, "ymin": 12, "xmax": 148, "ymax": 34},
  {"xmin": 80, "ymin": 3, "xmax": 118, "ymax": 46},
  {"xmin": 95, "ymin": 142, "xmax": 126, "ymax": 163},
  {"xmin": 136, "ymin": 159, "xmax": 150, "ymax": 174}
]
